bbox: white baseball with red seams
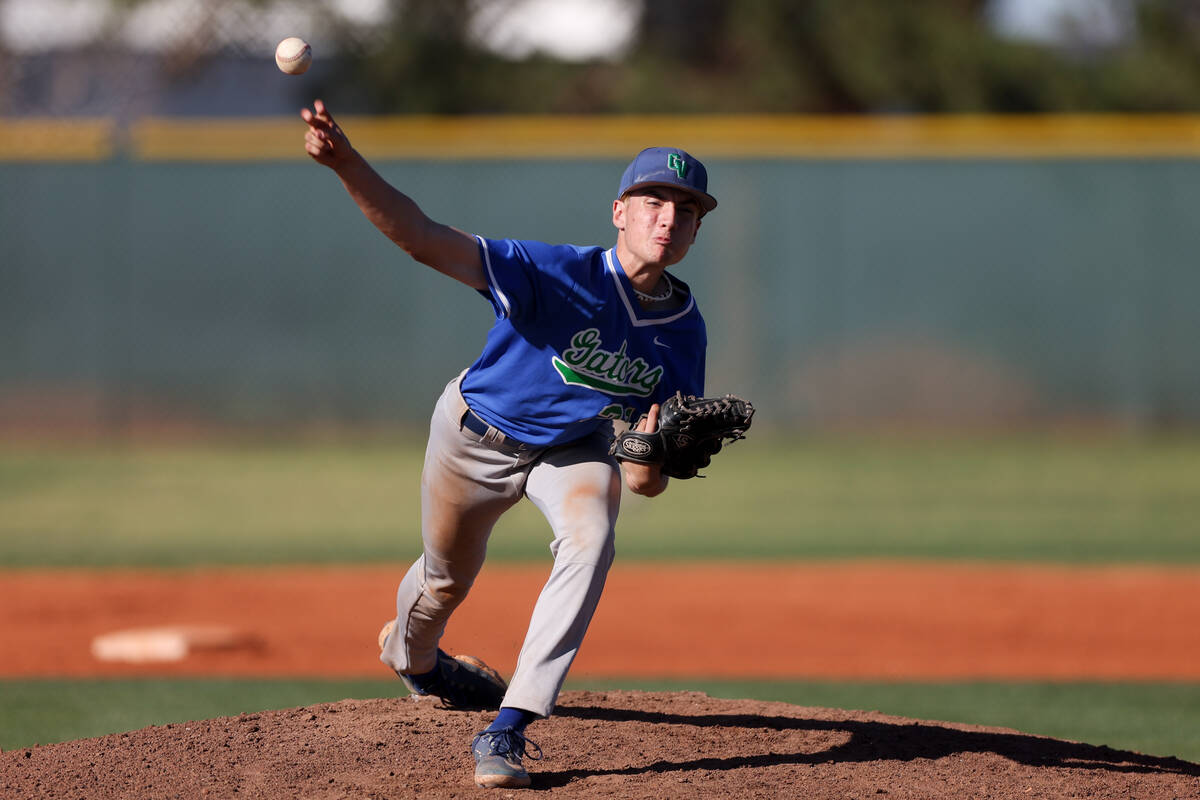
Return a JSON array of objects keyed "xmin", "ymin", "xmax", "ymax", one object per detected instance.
[{"xmin": 275, "ymin": 37, "xmax": 312, "ymax": 75}]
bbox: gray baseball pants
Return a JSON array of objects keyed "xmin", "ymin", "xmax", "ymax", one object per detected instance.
[{"xmin": 379, "ymin": 373, "xmax": 621, "ymax": 717}]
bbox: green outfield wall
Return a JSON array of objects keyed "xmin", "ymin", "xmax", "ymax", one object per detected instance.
[{"xmin": 3, "ymin": 115, "xmax": 1199, "ymax": 431}]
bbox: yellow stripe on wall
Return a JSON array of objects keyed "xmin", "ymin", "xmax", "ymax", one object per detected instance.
[
  {"xmin": 9, "ymin": 115, "xmax": 1200, "ymax": 161},
  {"xmin": 128, "ymin": 114, "xmax": 1200, "ymax": 160},
  {"xmin": 0, "ymin": 119, "xmax": 116, "ymax": 161},
  {"xmin": 130, "ymin": 118, "xmax": 306, "ymax": 161}
]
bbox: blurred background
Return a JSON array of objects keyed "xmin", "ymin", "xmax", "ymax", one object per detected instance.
[
  {"xmin": 3, "ymin": 0, "xmax": 1200, "ymax": 765},
  {"xmin": 3, "ymin": 0, "xmax": 1200, "ymax": 435}
]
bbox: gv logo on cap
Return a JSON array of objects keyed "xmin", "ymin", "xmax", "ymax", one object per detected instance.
[{"xmin": 667, "ymin": 153, "xmax": 687, "ymax": 179}]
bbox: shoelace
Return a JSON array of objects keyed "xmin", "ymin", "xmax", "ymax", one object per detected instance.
[{"xmin": 476, "ymin": 728, "xmax": 544, "ymax": 762}]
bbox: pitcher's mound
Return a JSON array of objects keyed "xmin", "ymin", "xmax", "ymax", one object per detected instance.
[{"xmin": 3, "ymin": 690, "xmax": 1196, "ymax": 799}]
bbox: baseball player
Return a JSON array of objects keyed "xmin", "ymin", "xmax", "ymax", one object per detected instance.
[{"xmin": 300, "ymin": 99, "xmax": 715, "ymax": 789}]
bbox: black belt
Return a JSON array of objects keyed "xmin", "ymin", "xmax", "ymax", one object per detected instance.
[{"xmin": 462, "ymin": 409, "xmax": 531, "ymax": 450}]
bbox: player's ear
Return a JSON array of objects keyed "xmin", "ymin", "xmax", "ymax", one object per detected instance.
[{"xmin": 612, "ymin": 198, "xmax": 626, "ymax": 231}]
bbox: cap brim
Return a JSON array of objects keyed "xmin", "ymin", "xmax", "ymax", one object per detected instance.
[{"xmin": 621, "ymin": 181, "xmax": 718, "ymax": 214}]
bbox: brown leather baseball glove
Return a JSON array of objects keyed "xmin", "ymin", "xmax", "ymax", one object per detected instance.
[{"xmin": 610, "ymin": 392, "xmax": 755, "ymax": 479}]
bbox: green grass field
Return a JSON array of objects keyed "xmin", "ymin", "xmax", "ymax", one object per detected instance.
[
  {"xmin": 2, "ymin": 435, "xmax": 1198, "ymax": 566},
  {"xmin": 2, "ymin": 436, "xmax": 1199, "ymax": 760}
]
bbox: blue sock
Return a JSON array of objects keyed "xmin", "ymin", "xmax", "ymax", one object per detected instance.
[{"xmin": 486, "ymin": 707, "xmax": 538, "ymax": 733}]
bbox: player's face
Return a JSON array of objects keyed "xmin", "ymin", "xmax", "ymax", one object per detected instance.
[{"xmin": 613, "ymin": 187, "xmax": 703, "ymax": 269}]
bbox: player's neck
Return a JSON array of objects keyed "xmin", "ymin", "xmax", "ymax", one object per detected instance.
[{"xmin": 614, "ymin": 243, "xmax": 670, "ymax": 296}]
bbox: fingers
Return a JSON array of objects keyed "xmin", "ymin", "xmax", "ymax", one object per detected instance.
[
  {"xmin": 301, "ymin": 99, "xmax": 341, "ymax": 161},
  {"xmin": 638, "ymin": 403, "xmax": 661, "ymax": 433},
  {"xmin": 302, "ymin": 117, "xmax": 330, "ymax": 158},
  {"xmin": 304, "ymin": 129, "xmax": 328, "ymax": 159},
  {"xmin": 301, "ymin": 99, "xmax": 336, "ymax": 132}
]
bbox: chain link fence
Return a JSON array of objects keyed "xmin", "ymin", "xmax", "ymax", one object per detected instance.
[{"xmin": 0, "ymin": 0, "xmax": 392, "ymax": 118}]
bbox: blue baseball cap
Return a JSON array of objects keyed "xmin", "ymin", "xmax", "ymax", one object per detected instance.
[{"xmin": 617, "ymin": 146, "xmax": 717, "ymax": 214}]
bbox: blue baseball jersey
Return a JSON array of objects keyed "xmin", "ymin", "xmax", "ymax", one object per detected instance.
[{"xmin": 460, "ymin": 236, "xmax": 707, "ymax": 447}]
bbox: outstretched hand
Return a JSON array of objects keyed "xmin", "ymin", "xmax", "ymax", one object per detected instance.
[{"xmin": 301, "ymin": 99, "xmax": 354, "ymax": 169}]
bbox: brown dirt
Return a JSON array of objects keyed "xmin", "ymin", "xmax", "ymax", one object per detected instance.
[
  {"xmin": 3, "ymin": 562, "xmax": 1199, "ymax": 679},
  {"xmin": 4, "ymin": 562, "xmax": 1200, "ymax": 798},
  {"xmin": 3, "ymin": 691, "xmax": 1197, "ymax": 799}
]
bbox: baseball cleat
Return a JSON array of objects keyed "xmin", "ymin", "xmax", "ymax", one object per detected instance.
[
  {"xmin": 378, "ymin": 620, "xmax": 507, "ymax": 710},
  {"xmin": 400, "ymin": 650, "xmax": 508, "ymax": 711},
  {"xmin": 377, "ymin": 620, "xmax": 395, "ymax": 651},
  {"xmin": 472, "ymin": 727, "xmax": 542, "ymax": 789}
]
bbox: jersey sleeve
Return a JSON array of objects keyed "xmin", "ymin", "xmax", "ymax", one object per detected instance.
[
  {"xmin": 475, "ymin": 237, "xmax": 599, "ymax": 322},
  {"xmin": 474, "ymin": 236, "xmax": 535, "ymax": 320}
]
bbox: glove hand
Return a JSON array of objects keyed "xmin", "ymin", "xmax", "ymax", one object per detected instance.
[
  {"xmin": 610, "ymin": 392, "xmax": 754, "ymax": 480},
  {"xmin": 618, "ymin": 403, "xmax": 668, "ymax": 497}
]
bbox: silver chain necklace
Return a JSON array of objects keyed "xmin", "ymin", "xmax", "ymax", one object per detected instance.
[{"xmin": 634, "ymin": 279, "xmax": 674, "ymax": 303}]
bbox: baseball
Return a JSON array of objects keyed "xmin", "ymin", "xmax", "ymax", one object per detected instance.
[{"xmin": 275, "ymin": 37, "xmax": 312, "ymax": 75}]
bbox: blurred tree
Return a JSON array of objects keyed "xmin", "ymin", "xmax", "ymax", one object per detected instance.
[
  {"xmin": 1087, "ymin": 0, "xmax": 1200, "ymax": 111},
  {"xmin": 617, "ymin": 0, "xmax": 1200, "ymax": 112},
  {"xmin": 8, "ymin": 0, "xmax": 1198, "ymax": 114},
  {"xmin": 332, "ymin": 0, "xmax": 619, "ymax": 113},
  {"xmin": 330, "ymin": 0, "xmax": 1200, "ymax": 113},
  {"xmin": 342, "ymin": 0, "xmax": 483, "ymax": 112}
]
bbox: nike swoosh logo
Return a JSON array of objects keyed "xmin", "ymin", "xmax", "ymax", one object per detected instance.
[{"xmin": 653, "ymin": 337, "xmax": 671, "ymax": 349}]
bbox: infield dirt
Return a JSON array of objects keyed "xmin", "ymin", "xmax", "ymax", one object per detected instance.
[{"xmin": 3, "ymin": 562, "xmax": 1199, "ymax": 679}]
